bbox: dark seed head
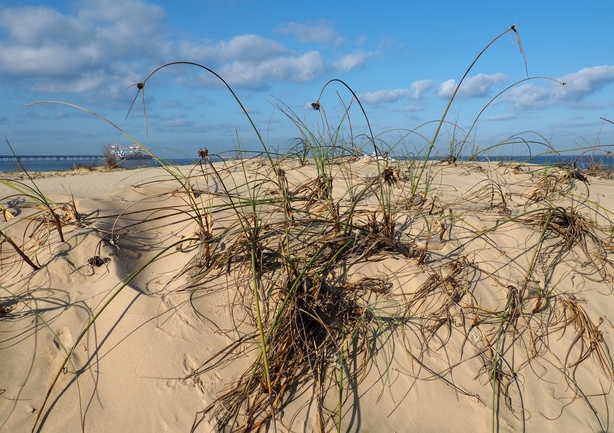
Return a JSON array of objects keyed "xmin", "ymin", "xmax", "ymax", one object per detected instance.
[
  {"xmin": 0, "ymin": 304, "xmax": 12, "ymax": 318},
  {"xmin": 382, "ymin": 167, "xmax": 399, "ymax": 185},
  {"xmin": 311, "ymin": 102, "xmax": 321, "ymax": 111},
  {"xmin": 88, "ymin": 256, "xmax": 105, "ymax": 267},
  {"xmin": 198, "ymin": 148, "xmax": 209, "ymax": 159}
]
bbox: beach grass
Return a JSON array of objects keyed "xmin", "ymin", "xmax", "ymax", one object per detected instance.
[{"xmin": 1, "ymin": 24, "xmax": 614, "ymax": 433}]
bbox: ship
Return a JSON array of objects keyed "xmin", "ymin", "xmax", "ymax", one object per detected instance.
[{"xmin": 107, "ymin": 143, "xmax": 153, "ymax": 160}]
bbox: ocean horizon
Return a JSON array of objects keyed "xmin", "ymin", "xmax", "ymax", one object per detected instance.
[{"xmin": 0, "ymin": 153, "xmax": 612, "ymax": 173}]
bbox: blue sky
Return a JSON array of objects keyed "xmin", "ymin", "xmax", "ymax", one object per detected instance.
[{"xmin": 1, "ymin": 0, "xmax": 613, "ymax": 158}]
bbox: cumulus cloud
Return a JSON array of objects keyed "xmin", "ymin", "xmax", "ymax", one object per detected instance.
[
  {"xmin": 437, "ymin": 73, "xmax": 508, "ymax": 98},
  {"xmin": 184, "ymin": 36, "xmax": 372, "ymax": 88},
  {"xmin": 216, "ymin": 51, "xmax": 325, "ymax": 87},
  {"xmin": 275, "ymin": 21, "xmax": 342, "ymax": 45},
  {"xmin": 506, "ymin": 84, "xmax": 552, "ymax": 110},
  {"xmin": 437, "ymin": 80, "xmax": 457, "ymax": 99},
  {"xmin": 555, "ymin": 65, "xmax": 614, "ymax": 99},
  {"xmin": 182, "ymin": 36, "xmax": 370, "ymax": 85},
  {"xmin": 0, "ymin": 2, "xmax": 370, "ymax": 95},
  {"xmin": 179, "ymin": 23, "xmax": 369, "ymax": 87},
  {"xmin": 360, "ymin": 80, "xmax": 434, "ymax": 105},
  {"xmin": 0, "ymin": 6, "xmax": 86, "ymax": 46},
  {"xmin": 0, "ymin": 0, "xmax": 170, "ymax": 101},
  {"xmin": 332, "ymin": 51, "xmax": 371, "ymax": 72},
  {"xmin": 179, "ymin": 34, "xmax": 328, "ymax": 88},
  {"xmin": 410, "ymin": 80, "xmax": 434, "ymax": 99},
  {"xmin": 28, "ymin": 62, "xmax": 143, "ymax": 101},
  {"xmin": 179, "ymin": 35, "xmax": 289, "ymax": 63},
  {"xmin": 360, "ymin": 89, "xmax": 412, "ymax": 105},
  {"xmin": 506, "ymin": 65, "xmax": 614, "ymax": 110},
  {"xmin": 0, "ymin": 0, "xmax": 168, "ymax": 77}
]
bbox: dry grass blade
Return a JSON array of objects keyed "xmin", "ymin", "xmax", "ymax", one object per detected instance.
[
  {"xmin": 556, "ymin": 294, "xmax": 613, "ymax": 379},
  {"xmin": 0, "ymin": 230, "xmax": 40, "ymax": 270},
  {"xmin": 526, "ymin": 206, "xmax": 614, "ymax": 282}
]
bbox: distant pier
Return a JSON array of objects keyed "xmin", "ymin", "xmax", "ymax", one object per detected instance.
[{"xmin": 0, "ymin": 155, "xmax": 103, "ymax": 162}]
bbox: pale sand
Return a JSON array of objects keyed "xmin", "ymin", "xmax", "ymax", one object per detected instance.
[{"xmin": 1, "ymin": 159, "xmax": 613, "ymax": 432}]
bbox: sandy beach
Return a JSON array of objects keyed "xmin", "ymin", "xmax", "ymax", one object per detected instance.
[{"xmin": 1, "ymin": 157, "xmax": 614, "ymax": 432}]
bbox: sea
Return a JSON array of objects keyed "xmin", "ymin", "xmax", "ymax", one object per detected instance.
[
  {"xmin": 0, "ymin": 157, "xmax": 200, "ymax": 173},
  {"xmin": 0, "ymin": 154, "xmax": 612, "ymax": 174}
]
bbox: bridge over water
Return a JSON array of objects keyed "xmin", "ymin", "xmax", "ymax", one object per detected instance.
[{"xmin": 0, "ymin": 155, "xmax": 103, "ymax": 162}]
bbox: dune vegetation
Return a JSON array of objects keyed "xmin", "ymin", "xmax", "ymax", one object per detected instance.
[{"xmin": 2, "ymin": 24, "xmax": 614, "ymax": 433}]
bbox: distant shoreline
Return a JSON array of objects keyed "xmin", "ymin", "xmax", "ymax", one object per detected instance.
[{"xmin": 1, "ymin": 153, "xmax": 613, "ymax": 176}]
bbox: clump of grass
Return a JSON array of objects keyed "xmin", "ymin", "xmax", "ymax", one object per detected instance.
[
  {"xmin": 557, "ymin": 294, "xmax": 613, "ymax": 379},
  {"xmin": 102, "ymin": 145, "xmax": 119, "ymax": 169}
]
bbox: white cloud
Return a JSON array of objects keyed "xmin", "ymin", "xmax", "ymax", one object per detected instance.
[
  {"xmin": 180, "ymin": 34, "xmax": 371, "ymax": 87},
  {"xmin": 180, "ymin": 35, "xmax": 289, "ymax": 63},
  {"xmin": 0, "ymin": 45, "xmax": 89, "ymax": 76},
  {"xmin": 506, "ymin": 83, "xmax": 551, "ymax": 110},
  {"xmin": 0, "ymin": 0, "xmax": 169, "ymax": 101},
  {"xmin": 332, "ymin": 51, "xmax": 371, "ymax": 72},
  {"xmin": 0, "ymin": 0, "xmax": 168, "ymax": 77},
  {"xmin": 506, "ymin": 66, "xmax": 614, "ymax": 110},
  {"xmin": 360, "ymin": 80, "xmax": 434, "ymax": 105},
  {"xmin": 360, "ymin": 89, "xmax": 412, "ymax": 105},
  {"xmin": 0, "ymin": 2, "xmax": 373, "ymax": 95},
  {"xmin": 0, "ymin": 6, "xmax": 87, "ymax": 46},
  {"xmin": 410, "ymin": 80, "xmax": 434, "ymax": 99},
  {"xmin": 28, "ymin": 63, "xmax": 143, "ymax": 101},
  {"xmin": 216, "ymin": 51, "xmax": 325, "ymax": 88},
  {"xmin": 275, "ymin": 21, "xmax": 342, "ymax": 45},
  {"xmin": 555, "ymin": 65, "xmax": 614, "ymax": 99},
  {"xmin": 184, "ymin": 35, "xmax": 370, "ymax": 88},
  {"xmin": 219, "ymin": 35, "xmax": 288, "ymax": 62},
  {"xmin": 437, "ymin": 73, "xmax": 508, "ymax": 98},
  {"xmin": 437, "ymin": 79, "xmax": 457, "ymax": 99},
  {"xmin": 462, "ymin": 73, "xmax": 508, "ymax": 97}
]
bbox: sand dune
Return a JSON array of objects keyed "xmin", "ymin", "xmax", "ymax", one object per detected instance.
[{"xmin": 2, "ymin": 158, "xmax": 613, "ymax": 432}]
